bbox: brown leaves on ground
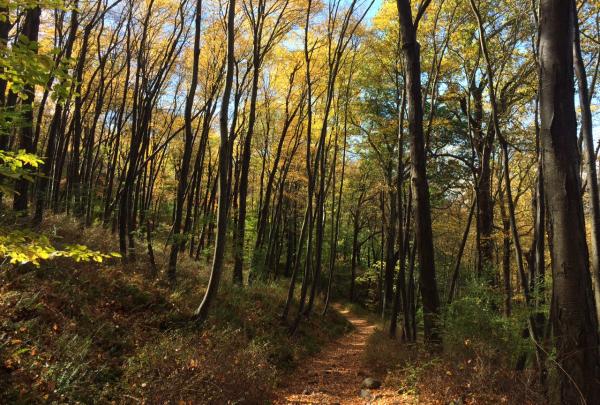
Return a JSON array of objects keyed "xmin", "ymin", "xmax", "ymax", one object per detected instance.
[
  {"xmin": 274, "ymin": 304, "xmax": 413, "ymax": 404},
  {"xmin": 274, "ymin": 304, "xmax": 544, "ymax": 405},
  {"xmin": 0, "ymin": 217, "xmax": 351, "ymax": 403}
]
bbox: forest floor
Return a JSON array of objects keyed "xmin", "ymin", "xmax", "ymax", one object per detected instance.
[
  {"xmin": 1, "ymin": 215, "xmax": 544, "ymax": 404},
  {"xmin": 0, "ymin": 215, "xmax": 352, "ymax": 403},
  {"xmin": 274, "ymin": 304, "xmax": 418, "ymax": 404},
  {"xmin": 273, "ymin": 303, "xmax": 542, "ymax": 405}
]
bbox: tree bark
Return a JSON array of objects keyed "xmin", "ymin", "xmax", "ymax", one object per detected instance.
[
  {"xmin": 13, "ymin": 6, "xmax": 41, "ymax": 212},
  {"xmin": 33, "ymin": 3, "xmax": 79, "ymax": 224},
  {"xmin": 396, "ymin": 0, "xmax": 441, "ymax": 344},
  {"xmin": 168, "ymin": 0, "xmax": 202, "ymax": 283},
  {"xmin": 572, "ymin": 0, "xmax": 600, "ymax": 323},
  {"xmin": 194, "ymin": 0, "xmax": 236, "ymax": 325},
  {"xmin": 447, "ymin": 196, "xmax": 476, "ymax": 305},
  {"xmin": 539, "ymin": 0, "xmax": 600, "ymax": 402}
]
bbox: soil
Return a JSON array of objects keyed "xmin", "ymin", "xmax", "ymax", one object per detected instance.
[{"xmin": 273, "ymin": 304, "xmax": 416, "ymax": 404}]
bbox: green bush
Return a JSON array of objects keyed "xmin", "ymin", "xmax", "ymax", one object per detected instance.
[{"xmin": 443, "ymin": 279, "xmax": 532, "ymax": 366}]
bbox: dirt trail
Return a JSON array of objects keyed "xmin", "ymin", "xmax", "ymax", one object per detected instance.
[{"xmin": 273, "ymin": 304, "xmax": 414, "ymax": 404}]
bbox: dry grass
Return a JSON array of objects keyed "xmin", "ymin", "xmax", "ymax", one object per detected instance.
[{"xmin": 362, "ymin": 328, "xmax": 545, "ymax": 404}]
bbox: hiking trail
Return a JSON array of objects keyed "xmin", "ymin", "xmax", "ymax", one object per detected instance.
[{"xmin": 273, "ymin": 304, "xmax": 416, "ymax": 404}]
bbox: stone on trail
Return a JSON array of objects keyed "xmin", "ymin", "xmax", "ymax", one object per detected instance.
[
  {"xmin": 360, "ymin": 388, "xmax": 372, "ymax": 399},
  {"xmin": 361, "ymin": 377, "xmax": 382, "ymax": 389}
]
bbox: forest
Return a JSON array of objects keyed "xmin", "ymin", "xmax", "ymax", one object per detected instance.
[{"xmin": 1, "ymin": 0, "xmax": 599, "ymax": 403}]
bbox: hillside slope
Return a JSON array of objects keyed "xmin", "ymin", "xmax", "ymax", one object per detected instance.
[{"xmin": 0, "ymin": 217, "xmax": 351, "ymax": 403}]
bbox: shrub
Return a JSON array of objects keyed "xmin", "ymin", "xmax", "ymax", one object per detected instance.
[{"xmin": 443, "ymin": 279, "xmax": 533, "ymax": 368}]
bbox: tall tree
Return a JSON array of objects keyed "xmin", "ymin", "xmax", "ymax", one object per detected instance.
[
  {"xmin": 13, "ymin": 5, "xmax": 41, "ymax": 212},
  {"xmin": 234, "ymin": 0, "xmax": 289, "ymax": 285},
  {"xmin": 539, "ymin": 0, "xmax": 600, "ymax": 402},
  {"xmin": 572, "ymin": 0, "xmax": 600, "ymax": 321},
  {"xmin": 168, "ymin": 0, "xmax": 203, "ymax": 283},
  {"xmin": 33, "ymin": 0, "xmax": 80, "ymax": 225},
  {"xmin": 395, "ymin": 0, "xmax": 440, "ymax": 344},
  {"xmin": 194, "ymin": 0, "xmax": 236, "ymax": 325}
]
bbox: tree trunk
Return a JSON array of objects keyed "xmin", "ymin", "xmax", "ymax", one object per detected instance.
[
  {"xmin": 13, "ymin": 6, "xmax": 41, "ymax": 212},
  {"xmin": 233, "ymin": 29, "xmax": 260, "ymax": 286},
  {"xmin": 396, "ymin": 0, "xmax": 441, "ymax": 344},
  {"xmin": 168, "ymin": 0, "xmax": 202, "ymax": 283},
  {"xmin": 447, "ymin": 196, "xmax": 476, "ymax": 304},
  {"xmin": 350, "ymin": 206, "xmax": 361, "ymax": 302},
  {"xmin": 572, "ymin": 0, "xmax": 600, "ymax": 323},
  {"xmin": 194, "ymin": 0, "xmax": 236, "ymax": 325},
  {"xmin": 33, "ymin": 3, "xmax": 78, "ymax": 224},
  {"xmin": 539, "ymin": 0, "xmax": 600, "ymax": 402},
  {"xmin": 499, "ymin": 188, "xmax": 512, "ymax": 317}
]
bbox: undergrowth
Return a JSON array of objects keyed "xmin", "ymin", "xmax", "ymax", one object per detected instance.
[
  {"xmin": 0, "ymin": 215, "xmax": 351, "ymax": 403},
  {"xmin": 360, "ymin": 279, "xmax": 545, "ymax": 404}
]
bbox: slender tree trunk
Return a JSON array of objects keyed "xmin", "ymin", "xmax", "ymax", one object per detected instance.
[
  {"xmin": 33, "ymin": 3, "xmax": 78, "ymax": 224},
  {"xmin": 168, "ymin": 0, "xmax": 202, "ymax": 283},
  {"xmin": 234, "ymin": 31, "xmax": 260, "ymax": 286},
  {"xmin": 323, "ymin": 73, "xmax": 351, "ymax": 315},
  {"xmin": 0, "ymin": 5, "xmax": 10, "ymax": 114},
  {"xmin": 350, "ymin": 205, "xmax": 361, "ymax": 302},
  {"xmin": 474, "ymin": 90, "xmax": 495, "ymax": 275},
  {"xmin": 13, "ymin": 6, "xmax": 41, "ymax": 212},
  {"xmin": 255, "ymin": 69, "xmax": 301, "ymax": 250},
  {"xmin": 282, "ymin": 202, "xmax": 309, "ymax": 322},
  {"xmin": 384, "ymin": 174, "xmax": 397, "ymax": 311},
  {"xmin": 390, "ymin": 188, "xmax": 410, "ymax": 338},
  {"xmin": 407, "ymin": 234, "xmax": 417, "ymax": 342},
  {"xmin": 447, "ymin": 196, "xmax": 476, "ymax": 304},
  {"xmin": 288, "ymin": 0, "xmax": 315, "ymax": 333},
  {"xmin": 391, "ymin": 83, "xmax": 407, "ymax": 337},
  {"xmin": 68, "ymin": 1, "xmax": 101, "ymax": 217},
  {"xmin": 470, "ymin": 0, "xmax": 528, "ymax": 296},
  {"xmin": 396, "ymin": 0, "xmax": 441, "ymax": 344},
  {"xmin": 499, "ymin": 187, "xmax": 512, "ymax": 316},
  {"xmin": 462, "ymin": 84, "xmax": 495, "ymax": 276},
  {"xmin": 194, "ymin": 0, "xmax": 236, "ymax": 325}
]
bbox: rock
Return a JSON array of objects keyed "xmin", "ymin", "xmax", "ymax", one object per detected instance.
[
  {"xmin": 360, "ymin": 389, "xmax": 372, "ymax": 399},
  {"xmin": 361, "ymin": 377, "xmax": 382, "ymax": 389},
  {"xmin": 302, "ymin": 388, "xmax": 313, "ymax": 395}
]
